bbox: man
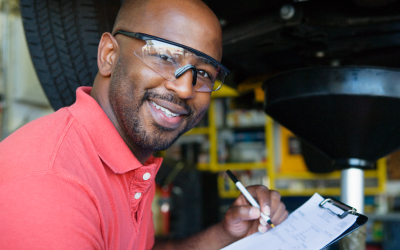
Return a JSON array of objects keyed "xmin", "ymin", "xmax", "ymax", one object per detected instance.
[{"xmin": 0, "ymin": 0, "xmax": 288, "ymax": 249}]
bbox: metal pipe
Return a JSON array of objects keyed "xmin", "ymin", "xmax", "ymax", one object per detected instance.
[
  {"xmin": 341, "ymin": 168, "xmax": 365, "ymax": 213},
  {"xmin": 0, "ymin": 0, "xmax": 10, "ymax": 140},
  {"xmin": 340, "ymin": 168, "xmax": 366, "ymax": 250}
]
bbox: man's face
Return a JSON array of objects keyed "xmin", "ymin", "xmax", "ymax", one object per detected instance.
[
  {"xmin": 106, "ymin": 0, "xmax": 222, "ymax": 153},
  {"xmin": 108, "ymin": 39, "xmax": 213, "ymax": 152}
]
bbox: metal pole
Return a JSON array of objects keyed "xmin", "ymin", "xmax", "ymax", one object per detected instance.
[
  {"xmin": 339, "ymin": 168, "xmax": 366, "ymax": 250},
  {"xmin": 0, "ymin": 0, "xmax": 10, "ymax": 140}
]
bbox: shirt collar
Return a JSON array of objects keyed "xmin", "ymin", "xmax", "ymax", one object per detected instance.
[{"xmin": 68, "ymin": 87, "xmax": 163, "ymax": 173}]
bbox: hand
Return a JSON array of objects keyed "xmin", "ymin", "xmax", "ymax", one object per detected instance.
[{"xmin": 221, "ymin": 185, "xmax": 288, "ymax": 240}]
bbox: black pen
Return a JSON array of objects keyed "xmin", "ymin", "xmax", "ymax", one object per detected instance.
[{"xmin": 226, "ymin": 170, "xmax": 275, "ymax": 228}]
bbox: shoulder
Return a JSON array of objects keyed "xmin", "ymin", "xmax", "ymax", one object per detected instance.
[
  {"xmin": 0, "ymin": 171, "xmax": 104, "ymax": 249},
  {"xmin": 0, "ymin": 107, "xmax": 95, "ymax": 183}
]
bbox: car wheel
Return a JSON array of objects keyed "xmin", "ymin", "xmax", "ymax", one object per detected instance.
[{"xmin": 20, "ymin": 0, "xmax": 121, "ymax": 110}]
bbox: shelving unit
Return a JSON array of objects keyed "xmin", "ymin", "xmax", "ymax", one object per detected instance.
[
  {"xmin": 187, "ymin": 99, "xmax": 268, "ymax": 172},
  {"xmin": 185, "ymin": 96, "xmax": 387, "ymax": 198}
]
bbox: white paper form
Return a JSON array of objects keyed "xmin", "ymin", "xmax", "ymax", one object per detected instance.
[{"xmin": 221, "ymin": 193, "xmax": 358, "ymax": 250}]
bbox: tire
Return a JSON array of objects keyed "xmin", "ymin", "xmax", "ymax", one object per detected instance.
[{"xmin": 20, "ymin": 0, "xmax": 121, "ymax": 110}]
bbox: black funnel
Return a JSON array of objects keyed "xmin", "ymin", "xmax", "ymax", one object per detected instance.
[{"xmin": 263, "ymin": 66, "xmax": 400, "ymax": 170}]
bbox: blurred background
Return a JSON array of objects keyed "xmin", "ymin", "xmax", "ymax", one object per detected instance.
[{"xmin": 2, "ymin": 0, "xmax": 400, "ymax": 249}]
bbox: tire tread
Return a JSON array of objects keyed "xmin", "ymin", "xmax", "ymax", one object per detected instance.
[{"xmin": 20, "ymin": 0, "xmax": 119, "ymax": 110}]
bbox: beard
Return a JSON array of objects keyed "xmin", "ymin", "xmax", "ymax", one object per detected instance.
[{"xmin": 108, "ymin": 57, "xmax": 205, "ymax": 152}]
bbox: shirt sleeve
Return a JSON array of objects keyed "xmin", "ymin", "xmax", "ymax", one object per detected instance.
[{"xmin": 0, "ymin": 172, "xmax": 104, "ymax": 250}]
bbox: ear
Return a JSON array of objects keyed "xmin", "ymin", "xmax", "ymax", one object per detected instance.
[{"xmin": 97, "ymin": 32, "xmax": 118, "ymax": 76}]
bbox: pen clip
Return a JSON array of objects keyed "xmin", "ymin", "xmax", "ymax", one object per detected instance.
[{"xmin": 319, "ymin": 198, "xmax": 357, "ymax": 219}]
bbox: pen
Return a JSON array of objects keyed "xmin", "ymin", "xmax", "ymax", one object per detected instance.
[{"xmin": 226, "ymin": 170, "xmax": 275, "ymax": 228}]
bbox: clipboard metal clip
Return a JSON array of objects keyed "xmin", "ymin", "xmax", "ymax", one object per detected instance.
[{"xmin": 319, "ymin": 198, "xmax": 357, "ymax": 219}]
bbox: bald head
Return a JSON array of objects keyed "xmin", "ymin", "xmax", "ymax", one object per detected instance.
[{"xmin": 113, "ymin": 0, "xmax": 223, "ymax": 60}]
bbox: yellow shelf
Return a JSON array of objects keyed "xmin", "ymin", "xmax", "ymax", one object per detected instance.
[
  {"xmin": 278, "ymin": 187, "xmax": 383, "ymax": 197},
  {"xmin": 275, "ymin": 170, "xmax": 381, "ymax": 180},
  {"xmin": 211, "ymin": 84, "xmax": 239, "ymax": 98},
  {"xmin": 219, "ymin": 186, "xmax": 384, "ymax": 199},
  {"xmin": 197, "ymin": 163, "xmax": 209, "ymax": 171},
  {"xmin": 197, "ymin": 162, "xmax": 267, "ymax": 172},
  {"xmin": 185, "ymin": 127, "xmax": 210, "ymax": 135}
]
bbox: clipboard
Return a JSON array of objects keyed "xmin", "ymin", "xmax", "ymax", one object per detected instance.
[
  {"xmin": 220, "ymin": 193, "xmax": 368, "ymax": 250},
  {"xmin": 319, "ymin": 197, "xmax": 368, "ymax": 249}
]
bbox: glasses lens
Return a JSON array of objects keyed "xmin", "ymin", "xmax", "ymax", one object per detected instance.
[{"xmin": 134, "ymin": 40, "xmax": 226, "ymax": 92}]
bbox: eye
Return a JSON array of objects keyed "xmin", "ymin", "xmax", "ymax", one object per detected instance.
[
  {"xmin": 157, "ymin": 54, "xmax": 174, "ymax": 63},
  {"xmin": 197, "ymin": 69, "xmax": 212, "ymax": 81}
]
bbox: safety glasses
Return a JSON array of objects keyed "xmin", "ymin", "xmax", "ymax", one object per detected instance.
[{"xmin": 113, "ymin": 30, "xmax": 229, "ymax": 92}]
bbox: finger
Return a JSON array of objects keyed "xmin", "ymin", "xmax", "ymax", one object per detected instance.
[
  {"xmin": 275, "ymin": 209, "xmax": 289, "ymax": 226},
  {"xmin": 225, "ymin": 205, "xmax": 261, "ymax": 225},
  {"xmin": 245, "ymin": 212, "xmax": 268, "ymax": 235},
  {"xmin": 268, "ymin": 190, "xmax": 282, "ymax": 218},
  {"xmin": 231, "ymin": 191, "xmax": 254, "ymax": 207},
  {"xmin": 271, "ymin": 202, "xmax": 286, "ymax": 223},
  {"xmin": 258, "ymin": 224, "xmax": 268, "ymax": 233},
  {"xmin": 262, "ymin": 205, "xmax": 271, "ymax": 216},
  {"xmin": 245, "ymin": 185, "xmax": 273, "ymax": 214},
  {"xmin": 231, "ymin": 186, "xmax": 271, "ymax": 219},
  {"xmin": 246, "ymin": 186, "xmax": 282, "ymax": 220},
  {"xmin": 250, "ymin": 217, "xmax": 261, "ymax": 235},
  {"xmin": 259, "ymin": 217, "xmax": 267, "ymax": 226},
  {"xmin": 258, "ymin": 218, "xmax": 270, "ymax": 234}
]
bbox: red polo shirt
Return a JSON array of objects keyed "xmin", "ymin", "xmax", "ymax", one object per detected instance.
[{"xmin": 0, "ymin": 87, "xmax": 162, "ymax": 249}]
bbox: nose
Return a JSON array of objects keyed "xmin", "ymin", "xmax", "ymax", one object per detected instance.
[
  {"xmin": 175, "ymin": 65, "xmax": 197, "ymax": 87},
  {"xmin": 164, "ymin": 65, "xmax": 196, "ymax": 99}
]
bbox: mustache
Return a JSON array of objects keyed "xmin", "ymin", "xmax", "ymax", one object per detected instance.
[{"xmin": 142, "ymin": 91, "xmax": 194, "ymax": 116}]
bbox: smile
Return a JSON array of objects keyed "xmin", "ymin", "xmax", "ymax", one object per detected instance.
[{"xmin": 150, "ymin": 101, "xmax": 180, "ymax": 117}]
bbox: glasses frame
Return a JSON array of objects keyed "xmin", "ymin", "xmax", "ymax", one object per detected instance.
[{"xmin": 113, "ymin": 30, "xmax": 229, "ymax": 91}]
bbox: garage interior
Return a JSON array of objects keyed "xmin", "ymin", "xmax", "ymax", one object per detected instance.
[{"xmin": 2, "ymin": 0, "xmax": 400, "ymax": 249}]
